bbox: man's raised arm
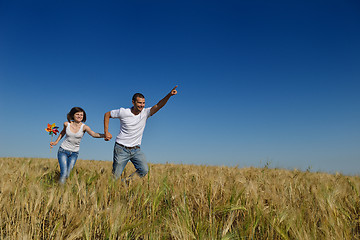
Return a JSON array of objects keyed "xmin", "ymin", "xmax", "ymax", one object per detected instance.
[{"xmin": 150, "ymin": 86, "xmax": 178, "ymax": 116}]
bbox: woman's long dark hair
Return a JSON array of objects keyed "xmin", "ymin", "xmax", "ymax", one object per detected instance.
[{"xmin": 67, "ymin": 107, "xmax": 87, "ymax": 123}]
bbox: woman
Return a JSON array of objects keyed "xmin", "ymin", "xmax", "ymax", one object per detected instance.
[{"xmin": 50, "ymin": 107, "xmax": 105, "ymax": 184}]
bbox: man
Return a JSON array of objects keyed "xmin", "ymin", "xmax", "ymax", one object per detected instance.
[{"xmin": 104, "ymin": 86, "xmax": 178, "ymax": 180}]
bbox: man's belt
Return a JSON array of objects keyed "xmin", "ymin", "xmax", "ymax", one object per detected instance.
[{"xmin": 116, "ymin": 143, "xmax": 140, "ymax": 149}]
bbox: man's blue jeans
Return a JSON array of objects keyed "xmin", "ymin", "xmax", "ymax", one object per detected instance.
[
  {"xmin": 57, "ymin": 147, "xmax": 79, "ymax": 183},
  {"xmin": 112, "ymin": 143, "xmax": 149, "ymax": 180}
]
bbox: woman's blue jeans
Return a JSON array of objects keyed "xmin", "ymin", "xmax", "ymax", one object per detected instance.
[
  {"xmin": 112, "ymin": 143, "xmax": 149, "ymax": 180},
  {"xmin": 57, "ymin": 147, "xmax": 79, "ymax": 183}
]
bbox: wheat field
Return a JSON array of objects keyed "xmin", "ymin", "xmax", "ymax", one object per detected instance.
[{"xmin": 0, "ymin": 157, "xmax": 359, "ymax": 239}]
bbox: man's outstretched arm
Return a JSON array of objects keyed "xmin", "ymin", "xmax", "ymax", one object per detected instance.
[
  {"xmin": 104, "ymin": 111, "xmax": 113, "ymax": 141},
  {"xmin": 150, "ymin": 86, "xmax": 178, "ymax": 116}
]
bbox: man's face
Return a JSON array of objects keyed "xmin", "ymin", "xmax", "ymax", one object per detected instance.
[{"xmin": 133, "ymin": 97, "xmax": 145, "ymax": 112}]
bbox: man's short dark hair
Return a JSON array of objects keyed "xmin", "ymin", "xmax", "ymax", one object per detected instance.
[{"xmin": 132, "ymin": 93, "xmax": 145, "ymax": 102}]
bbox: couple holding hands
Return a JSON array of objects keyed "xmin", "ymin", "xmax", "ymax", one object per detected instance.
[{"xmin": 50, "ymin": 86, "xmax": 178, "ymax": 184}]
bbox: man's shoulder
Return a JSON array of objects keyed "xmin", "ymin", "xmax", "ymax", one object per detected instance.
[
  {"xmin": 141, "ymin": 107, "xmax": 152, "ymax": 118},
  {"xmin": 144, "ymin": 107, "xmax": 151, "ymax": 114},
  {"xmin": 116, "ymin": 107, "xmax": 128, "ymax": 112},
  {"xmin": 111, "ymin": 107, "xmax": 126, "ymax": 118}
]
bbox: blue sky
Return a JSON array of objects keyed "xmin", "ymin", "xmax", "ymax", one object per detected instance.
[{"xmin": 1, "ymin": 0, "xmax": 359, "ymax": 175}]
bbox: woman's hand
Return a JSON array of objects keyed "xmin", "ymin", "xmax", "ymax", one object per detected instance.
[{"xmin": 50, "ymin": 142, "xmax": 57, "ymax": 148}]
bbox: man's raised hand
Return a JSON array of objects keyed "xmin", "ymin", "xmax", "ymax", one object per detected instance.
[{"xmin": 170, "ymin": 86, "xmax": 178, "ymax": 96}]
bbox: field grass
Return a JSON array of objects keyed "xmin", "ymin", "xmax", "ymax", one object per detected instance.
[{"xmin": 0, "ymin": 157, "xmax": 359, "ymax": 239}]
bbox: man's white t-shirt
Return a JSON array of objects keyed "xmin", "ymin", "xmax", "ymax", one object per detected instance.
[{"xmin": 110, "ymin": 107, "xmax": 151, "ymax": 147}]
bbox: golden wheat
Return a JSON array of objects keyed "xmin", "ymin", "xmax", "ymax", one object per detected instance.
[{"xmin": 0, "ymin": 157, "xmax": 359, "ymax": 239}]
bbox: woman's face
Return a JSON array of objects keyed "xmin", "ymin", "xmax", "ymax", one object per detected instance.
[{"xmin": 73, "ymin": 111, "xmax": 84, "ymax": 122}]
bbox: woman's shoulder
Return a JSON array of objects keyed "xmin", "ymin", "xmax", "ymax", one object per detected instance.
[
  {"xmin": 82, "ymin": 123, "xmax": 89, "ymax": 131},
  {"xmin": 64, "ymin": 121, "xmax": 69, "ymax": 127}
]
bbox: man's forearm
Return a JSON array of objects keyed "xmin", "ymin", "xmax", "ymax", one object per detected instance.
[
  {"xmin": 156, "ymin": 92, "xmax": 172, "ymax": 109},
  {"xmin": 150, "ymin": 86, "xmax": 178, "ymax": 116},
  {"xmin": 104, "ymin": 112, "xmax": 113, "ymax": 141},
  {"xmin": 104, "ymin": 112, "xmax": 111, "ymax": 133}
]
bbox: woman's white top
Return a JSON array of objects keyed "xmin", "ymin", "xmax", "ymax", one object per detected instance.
[{"xmin": 60, "ymin": 123, "xmax": 85, "ymax": 152}]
